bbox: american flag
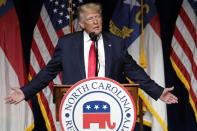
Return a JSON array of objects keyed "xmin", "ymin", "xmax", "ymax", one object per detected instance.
[
  {"xmin": 170, "ymin": 0, "xmax": 197, "ymax": 121},
  {"xmin": 29, "ymin": 0, "xmax": 83, "ymax": 130}
]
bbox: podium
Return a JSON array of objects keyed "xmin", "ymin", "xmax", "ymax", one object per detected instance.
[{"xmin": 53, "ymin": 83, "xmax": 144, "ymax": 130}]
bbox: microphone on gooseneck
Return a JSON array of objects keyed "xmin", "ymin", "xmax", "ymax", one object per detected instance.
[
  {"xmin": 89, "ymin": 32, "xmax": 99, "ymax": 76},
  {"xmin": 89, "ymin": 32, "xmax": 97, "ymax": 42}
]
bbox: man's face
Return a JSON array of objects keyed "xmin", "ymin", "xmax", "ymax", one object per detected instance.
[{"xmin": 79, "ymin": 11, "xmax": 102, "ymax": 35}]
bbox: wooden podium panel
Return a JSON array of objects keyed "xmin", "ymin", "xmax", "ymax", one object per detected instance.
[{"xmin": 53, "ymin": 84, "xmax": 139, "ymax": 121}]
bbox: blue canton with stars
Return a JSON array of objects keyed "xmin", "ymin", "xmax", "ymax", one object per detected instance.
[
  {"xmin": 188, "ymin": 0, "xmax": 197, "ymax": 11},
  {"xmin": 44, "ymin": 0, "xmax": 83, "ymax": 32},
  {"xmin": 83, "ymin": 101, "xmax": 110, "ymax": 113}
]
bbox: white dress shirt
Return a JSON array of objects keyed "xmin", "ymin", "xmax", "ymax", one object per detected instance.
[{"xmin": 83, "ymin": 31, "xmax": 105, "ymax": 77}]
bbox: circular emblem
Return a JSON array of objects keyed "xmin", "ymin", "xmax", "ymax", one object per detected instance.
[{"xmin": 59, "ymin": 77, "xmax": 136, "ymax": 131}]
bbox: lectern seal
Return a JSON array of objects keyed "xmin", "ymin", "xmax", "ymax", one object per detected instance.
[{"xmin": 59, "ymin": 77, "xmax": 136, "ymax": 131}]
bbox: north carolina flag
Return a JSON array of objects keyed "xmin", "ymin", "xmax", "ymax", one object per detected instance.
[
  {"xmin": 110, "ymin": 0, "xmax": 167, "ymax": 130},
  {"xmin": 0, "ymin": 0, "xmax": 33, "ymax": 130}
]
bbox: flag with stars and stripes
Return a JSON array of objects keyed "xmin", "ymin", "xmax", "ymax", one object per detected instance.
[
  {"xmin": 170, "ymin": 0, "xmax": 197, "ymax": 122},
  {"xmin": 110, "ymin": 0, "xmax": 167, "ymax": 131},
  {"xmin": 29, "ymin": 0, "xmax": 83, "ymax": 130}
]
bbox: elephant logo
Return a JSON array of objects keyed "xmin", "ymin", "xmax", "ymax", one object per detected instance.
[{"xmin": 83, "ymin": 100, "xmax": 116, "ymax": 129}]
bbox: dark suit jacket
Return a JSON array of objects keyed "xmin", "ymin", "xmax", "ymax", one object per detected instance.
[{"xmin": 21, "ymin": 31, "xmax": 163, "ymax": 100}]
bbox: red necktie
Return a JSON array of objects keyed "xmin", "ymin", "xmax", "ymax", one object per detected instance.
[{"xmin": 88, "ymin": 41, "xmax": 96, "ymax": 77}]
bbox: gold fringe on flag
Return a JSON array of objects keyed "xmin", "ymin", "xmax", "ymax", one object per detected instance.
[
  {"xmin": 27, "ymin": 74, "xmax": 52, "ymax": 131},
  {"xmin": 170, "ymin": 57, "xmax": 197, "ymax": 122},
  {"xmin": 139, "ymin": 0, "xmax": 147, "ymax": 68}
]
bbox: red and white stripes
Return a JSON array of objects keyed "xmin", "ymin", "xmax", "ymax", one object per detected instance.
[
  {"xmin": 170, "ymin": 0, "xmax": 197, "ymax": 120},
  {"xmin": 29, "ymin": 4, "xmax": 72, "ymax": 130}
]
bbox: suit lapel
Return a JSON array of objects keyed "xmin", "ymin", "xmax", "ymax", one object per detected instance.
[
  {"xmin": 75, "ymin": 31, "xmax": 86, "ymax": 78},
  {"xmin": 103, "ymin": 32, "xmax": 112, "ymax": 77}
]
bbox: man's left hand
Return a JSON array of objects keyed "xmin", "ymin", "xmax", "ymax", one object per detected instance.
[{"xmin": 160, "ymin": 87, "xmax": 178, "ymax": 104}]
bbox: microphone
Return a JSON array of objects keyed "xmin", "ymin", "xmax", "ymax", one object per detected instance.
[
  {"xmin": 89, "ymin": 32, "xmax": 99, "ymax": 76},
  {"xmin": 89, "ymin": 32, "xmax": 98, "ymax": 42}
]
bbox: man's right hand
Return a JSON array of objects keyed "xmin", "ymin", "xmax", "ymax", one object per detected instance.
[{"xmin": 5, "ymin": 88, "xmax": 25, "ymax": 104}]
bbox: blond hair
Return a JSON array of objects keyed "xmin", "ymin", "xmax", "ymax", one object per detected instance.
[{"xmin": 77, "ymin": 3, "xmax": 102, "ymax": 21}]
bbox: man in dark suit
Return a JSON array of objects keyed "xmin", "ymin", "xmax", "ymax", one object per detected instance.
[{"xmin": 5, "ymin": 3, "xmax": 178, "ymax": 104}]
